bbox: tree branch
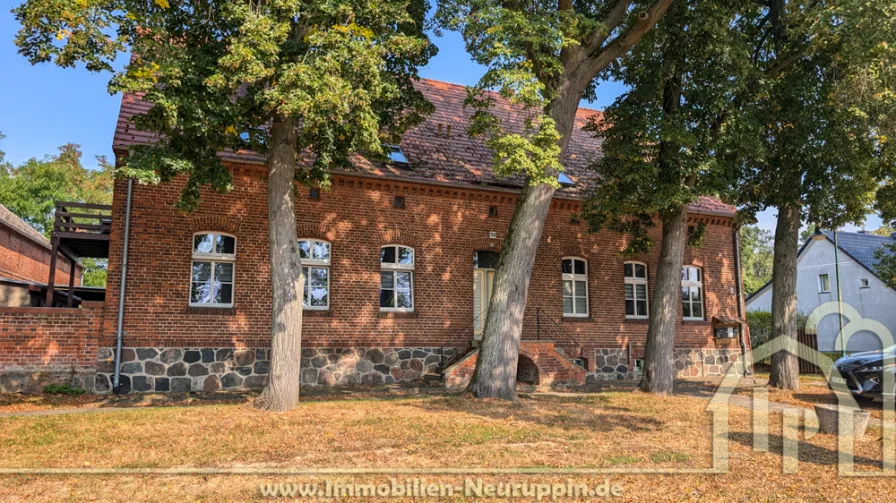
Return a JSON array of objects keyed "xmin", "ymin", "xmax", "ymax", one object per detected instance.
[
  {"xmin": 576, "ymin": 0, "xmax": 674, "ymax": 84},
  {"xmin": 580, "ymin": 0, "xmax": 633, "ymax": 59}
]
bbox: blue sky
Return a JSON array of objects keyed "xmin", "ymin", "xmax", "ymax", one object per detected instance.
[{"xmin": 0, "ymin": 7, "xmax": 881, "ymax": 233}]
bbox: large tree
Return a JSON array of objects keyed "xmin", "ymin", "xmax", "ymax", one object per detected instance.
[
  {"xmin": 14, "ymin": 0, "xmax": 435, "ymax": 410},
  {"xmin": 437, "ymin": 0, "xmax": 674, "ymax": 400},
  {"xmin": 0, "ymin": 143, "xmax": 114, "ymax": 286},
  {"xmin": 723, "ymin": 0, "xmax": 896, "ymax": 390},
  {"xmin": 582, "ymin": 0, "xmax": 751, "ymax": 394}
]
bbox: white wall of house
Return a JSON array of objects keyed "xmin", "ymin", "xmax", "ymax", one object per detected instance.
[{"xmin": 746, "ymin": 239, "xmax": 896, "ymax": 353}]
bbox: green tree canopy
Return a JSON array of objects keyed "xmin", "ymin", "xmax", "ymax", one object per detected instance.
[
  {"xmin": 0, "ymin": 143, "xmax": 114, "ymax": 287},
  {"xmin": 719, "ymin": 0, "xmax": 896, "ymax": 391},
  {"xmin": 740, "ymin": 226, "xmax": 774, "ymax": 296},
  {"xmin": 582, "ymin": 0, "xmax": 751, "ymax": 253}
]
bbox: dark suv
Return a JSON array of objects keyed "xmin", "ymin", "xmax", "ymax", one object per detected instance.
[{"xmin": 831, "ymin": 346, "xmax": 896, "ymax": 400}]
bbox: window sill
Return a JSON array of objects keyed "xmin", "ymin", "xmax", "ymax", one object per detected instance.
[
  {"xmin": 378, "ymin": 311, "xmax": 418, "ymax": 319},
  {"xmin": 187, "ymin": 306, "xmax": 235, "ymax": 316},
  {"xmin": 624, "ymin": 318, "xmax": 649, "ymax": 325},
  {"xmin": 561, "ymin": 316, "xmax": 592, "ymax": 323},
  {"xmin": 303, "ymin": 310, "xmax": 332, "ymax": 318}
]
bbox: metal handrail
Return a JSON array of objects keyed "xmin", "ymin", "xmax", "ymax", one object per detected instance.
[{"xmin": 534, "ymin": 308, "xmax": 586, "ymax": 363}]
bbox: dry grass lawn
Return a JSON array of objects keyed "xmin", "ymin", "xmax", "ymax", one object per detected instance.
[{"xmin": 0, "ymin": 391, "xmax": 894, "ymax": 501}]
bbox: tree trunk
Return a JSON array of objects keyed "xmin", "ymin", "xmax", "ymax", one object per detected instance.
[
  {"xmin": 469, "ymin": 83, "xmax": 584, "ymax": 400},
  {"xmin": 639, "ymin": 41, "xmax": 685, "ymax": 394},
  {"xmin": 256, "ymin": 115, "xmax": 304, "ymax": 411},
  {"xmin": 639, "ymin": 204, "xmax": 688, "ymax": 394},
  {"xmin": 769, "ymin": 202, "xmax": 801, "ymax": 391}
]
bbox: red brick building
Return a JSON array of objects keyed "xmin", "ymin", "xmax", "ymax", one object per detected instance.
[
  {"xmin": 79, "ymin": 78, "xmax": 750, "ymax": 393},
  {"xmin": 0, "ymin": 203, "xmax": 82, "ymax": 307}
]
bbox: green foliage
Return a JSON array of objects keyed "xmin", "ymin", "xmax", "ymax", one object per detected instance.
[
  {"xmin": 0, "ymin": 143, "xmax": 112, "ymax": 287},
  {"xmin": 435, "ymin": 0, "xmax": 670, "ymax": 187},
  {"xmin": 871, "ymin": 224, "xmax": 896, "ymax": 237},
  {"xmin": 581, "ymin": 0, "xmax": 752, "ymax": 255},
  {"xmin": 799, "ymin": 224, "xmax": 817, "ymax": 246},
  {"xmin": 721, "ymin": 1, "xmax": 896, "ymax": 231},
  {"xmin": 687, "ymin": 222, "xmax": 706, "ymax": 249},
  {"xmin": 747, "ymin": 309, "xmax": 807, "ymax": 350},
  {"xmin": 0, "ymin": 144, "xmax": 113, "ymax": 235},
  {"xmin": 15, "ymin": 0, "xmax": 436, "ymax": 211},
  {"xmin": 740, "ymin": 225, "xmax": 774, "ymax": 296},
  {"xmin": 874, "ymin": 242, "xmax": 896, "ymax": 289},
  {"xmin": 42, "ymin": 384, "xmax": 86, "ymax": 396}
]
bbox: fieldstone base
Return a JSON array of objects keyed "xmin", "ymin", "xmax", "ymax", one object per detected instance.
[
  {"xmin": 673, "ymin": 348, "xmax": 743, "ymax": 377},
  {"xmin": 94, "ymin": 346, "xmax": 455, "ymax": 393},
  {"xmin": 587, "ymin": 349, "xmax": 638, "ymax": 383},
  {"xmin": 0, "ymin": 367, "xmax": 95, "ymax": 394},
  {"xmin": 586, "ymin": 347, "xmax": 744, "ymax": 383}
]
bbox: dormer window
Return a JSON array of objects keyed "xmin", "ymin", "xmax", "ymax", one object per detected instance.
[
  {"xmin": 384, "ymin": 144, "xmax": 410, "ymax": 168},
  {"xmin": 558, "ymin": 172, "xmax": 575, "ymax": 187}
]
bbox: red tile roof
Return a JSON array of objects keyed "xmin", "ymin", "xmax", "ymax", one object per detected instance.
[{"xmin": 113, "ymin": 78, "xmax": 735, "ymax": 216}]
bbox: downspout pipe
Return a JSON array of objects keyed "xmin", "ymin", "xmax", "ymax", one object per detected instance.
[
  {"xmin": 113, "ymin": 178, "xmax": 134, "ymax": 393},
  {"xmin": 733, "ymin": 225, "xmax": 752, "ymax": 376}
]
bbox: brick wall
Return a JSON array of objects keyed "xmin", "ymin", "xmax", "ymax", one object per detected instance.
[
  {"xmin": 102, "ymin": 163, "xmax": 747, "ymax": 375},
  {"xmin": 0, "ymin": 223, "xmax": 81, "ymax": 286},
  {"xmin": 0, "ymin": 302, "xmax": 104, "ymax": 391}
]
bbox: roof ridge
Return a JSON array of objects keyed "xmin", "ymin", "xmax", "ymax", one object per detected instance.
[{"xmin": 416, "ymin": 77, "xmax": 604, "ymax": 115}]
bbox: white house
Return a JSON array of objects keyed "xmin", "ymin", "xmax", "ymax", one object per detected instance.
[{"xmin": 746, "ymin": 231, "xmax": 896, "ymax": 353}]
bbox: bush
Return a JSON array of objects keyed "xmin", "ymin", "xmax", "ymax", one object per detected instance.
[
  {"xmin": 42, "ymin": 384, "xmax": 86, "ymax": 396},
  {"xmin": 747, "ymin": 310, "xmax": 810, "ymax": 350}
]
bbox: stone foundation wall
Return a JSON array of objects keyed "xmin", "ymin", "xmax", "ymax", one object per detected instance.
[
  {"xmin": 94, "ymin": 346, "xmax": 455, "ymax": 393},
  {"xmin": 587, "ymin": 347, "xmax": 744, "ymax": 383}
]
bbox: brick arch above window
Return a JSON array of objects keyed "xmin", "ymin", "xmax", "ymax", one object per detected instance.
[
  {"xmin": 295, "ymin": 223, "xmax": 335, "ymax": 243},
  {"xmin": 189, "ymin": 215, "xmax": 241, "ymax": 236},
  {"xmin": 378, "ymin": 228, "xmax": 424, "ymax": 249},
  {"xmin": 467, "ymin": 236, "xmax": 504, "ymax": 252}
]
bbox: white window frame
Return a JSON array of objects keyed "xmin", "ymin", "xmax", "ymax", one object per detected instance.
[
  {"xmin": 681, "ymin": 265, "xmax": 704, "ymax": 321},
  {"xmin": 818, "ymin": 273, "xmax": 831, "ymax": 293},
  {"xmin": 561, "ymin": 257, "xmax": 589, "ymax": 317},
  {"xmin": 189, "ymin": 232, "xmax": 236, "ymax": 308},
  {"xmin": 298, "ymin": 239, "xmax": 331, "ymax": 310},
  {"xmin": 860, "ymin": 278, "xmax": 870, "ymax": 289},
  {"xmin": 624, "ymin": 261, "xmax": 649, "ymax": 319},
  {"xmin": 380, "ymin": 245, "xmax": 415, "ymax": 312}
]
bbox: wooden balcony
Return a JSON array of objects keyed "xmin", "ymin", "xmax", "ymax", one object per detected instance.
[{"xmin": 46, "ymin": 201, "xmax": 113, "ymax": 307}]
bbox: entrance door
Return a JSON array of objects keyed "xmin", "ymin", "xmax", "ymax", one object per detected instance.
[
  {"xmin": 473, "ymin": 269, "xmax": 495, "ymax": 340},
  {"xmin": 473, "ymin": 251, "xmax": 500, "ymax": 341}
]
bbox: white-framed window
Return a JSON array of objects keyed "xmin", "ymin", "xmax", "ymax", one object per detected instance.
[
  {"xmin": 298, "ymin": 239, "xmax": 331, "ymax": 310},
  {"xmin": 681, "ymin": 266, "xmax": 704, "ymax": 320},
  {"xmin": 190, "ymin": 232, "xmax": 236, "ymax": 307},
  {"xmin": 860, "ymin": 278, "xmax": 870, "ymax": 289},
  {"xmin": 380, "ymin": 245, "xmax": 414, "ymax": 311},
  {"xmin": 562, "ymin": 257, "xmax": 589, "ymax": 317},
  {"xmin": 818, "ymin": 273, "xmax": 831, "ymax": 293},
  {"xmin": 624, "ymin": 261, "xmax": 649, "ymax": 318}
]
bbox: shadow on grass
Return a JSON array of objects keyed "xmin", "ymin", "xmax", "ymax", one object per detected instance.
[
  {"xmin": 408, "ymin": 394, "xmax": 665, "ymax": 434},
  {"xmin": 727, "ymin": 431, "xmax": 882, "ymax": 468}
]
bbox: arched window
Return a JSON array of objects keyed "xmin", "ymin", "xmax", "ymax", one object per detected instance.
[
  {"xmin": 380, "ymin": 245, "xmax": 414, "ymax": 311},
  {"xmin": 298, "ymin": 239, "xmax": 331, "ymax": 310},
  {"xmin": 681, "ymin": 266, "xmax": 704, "ymax": 320},
  {"xmin": 561, "ymin": 257, "xmax": 588, "ymax": 317},
  {"xmin": 190, "ymin": 232, "xmax": 236, "ymax": 307},
  {"xmin": 624, "ymin": 261, "xmax": 649, "ymax": 318}
]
